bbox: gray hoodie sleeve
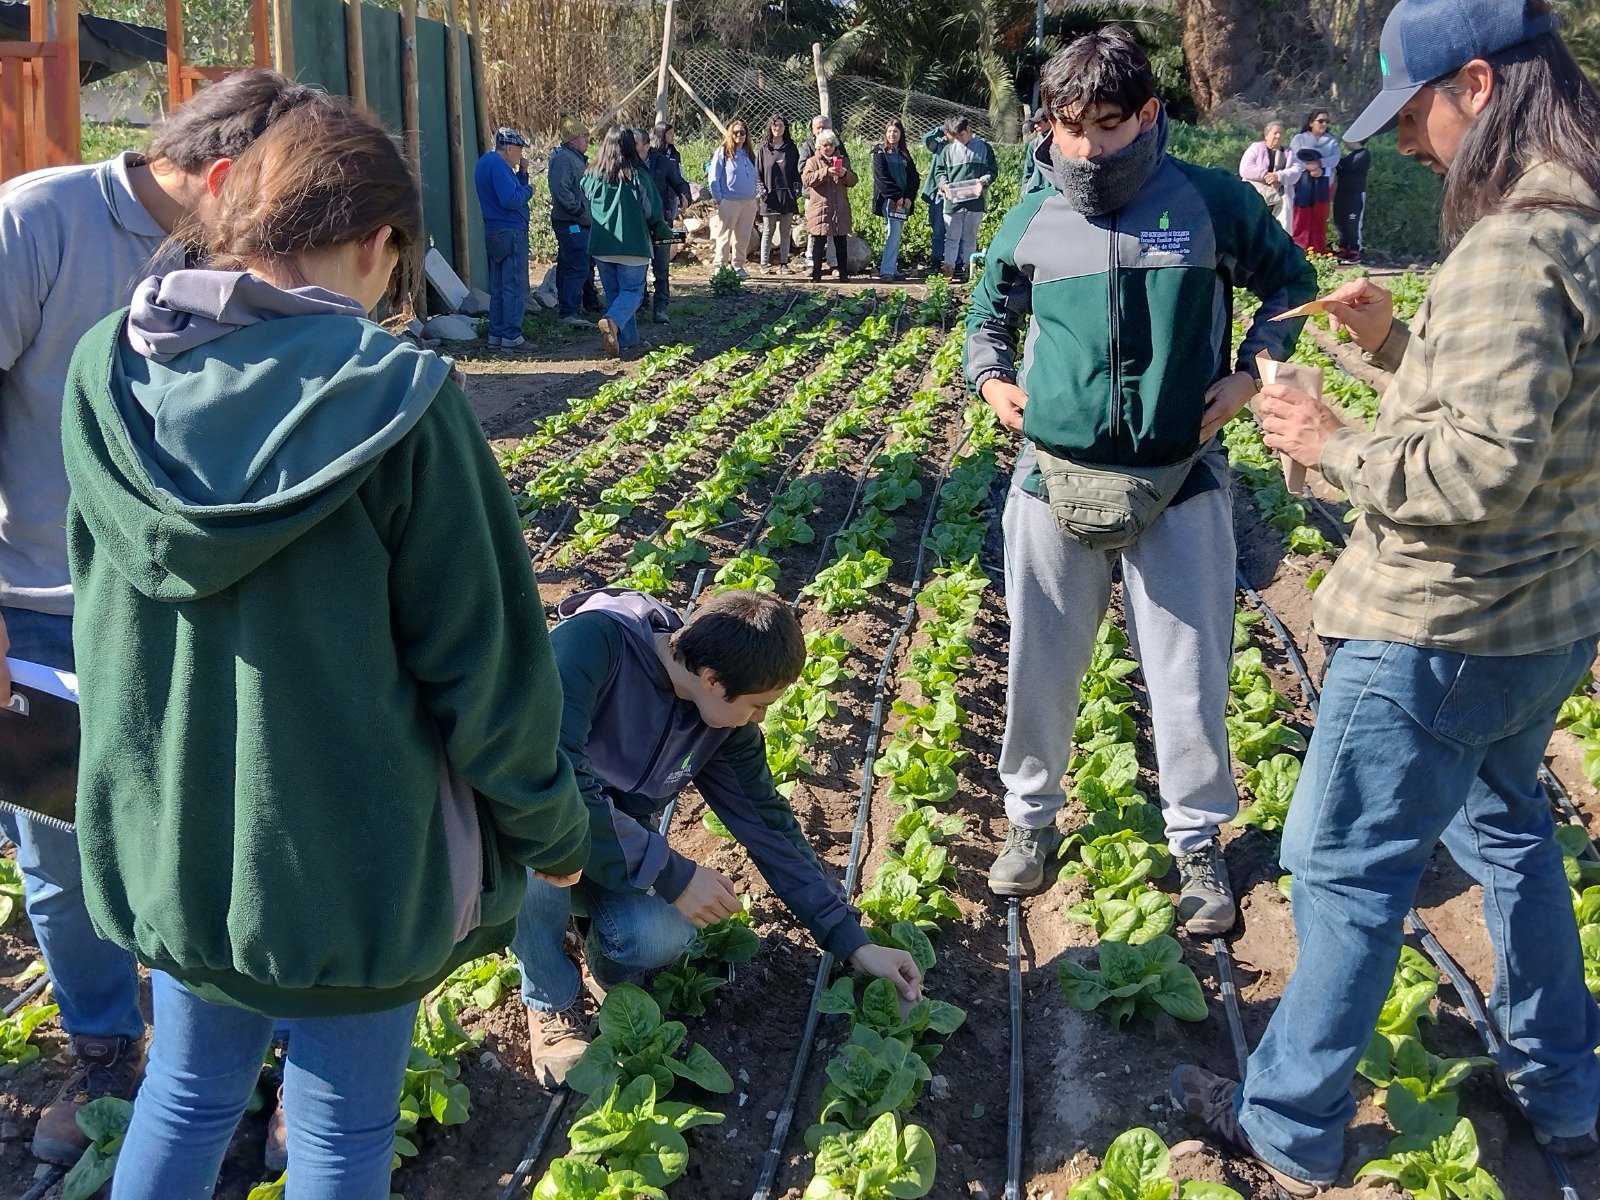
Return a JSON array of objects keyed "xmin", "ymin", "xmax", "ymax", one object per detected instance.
[
  {"xmin": 693, "ymin": 723, "xmax": 869, "ymax": 960},
  {"xmin": 0, "ymin": 201, "xmax": 46, "ymax": 376}
]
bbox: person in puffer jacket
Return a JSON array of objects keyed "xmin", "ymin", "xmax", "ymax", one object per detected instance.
[
  {"xmin": 964, "ymin": 27, "xmax": 1315, "ymax": 930},
  {"xmin": 512, "ymin": 588, "xmax": 923, "ymax": 1088}
]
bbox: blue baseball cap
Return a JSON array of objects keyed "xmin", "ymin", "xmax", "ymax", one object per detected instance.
[
  {"xmin": 1344, "ymin": 0, "xmax": 1558, "ymax": 143},
  {"xmin": 494, "ymin": 126, "xmax": 529, "ymax": 148}
]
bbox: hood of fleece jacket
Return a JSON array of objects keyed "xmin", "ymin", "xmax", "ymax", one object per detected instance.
[
  {"xmin": 68, "ymin": 269, "xmax": 453, "ymax": 602},
  {"xmin": 555, "ymin": 587, "xmax": 682, "ymax": 677}
]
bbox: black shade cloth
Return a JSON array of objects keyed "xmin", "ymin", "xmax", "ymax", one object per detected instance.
[{"xmin": 0, "ymin": 3, "xmax": 164, "ymax": 84}]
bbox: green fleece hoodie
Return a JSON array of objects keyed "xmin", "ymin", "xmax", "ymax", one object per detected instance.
[{"xmin": 62, "ymin": 279, "xmax": 587, "ymax": 1017}]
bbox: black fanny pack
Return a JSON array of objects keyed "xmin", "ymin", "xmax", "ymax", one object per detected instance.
[{"xmin": 1032, "ymin": 443, "xmax": 1209, "ymax": 552}]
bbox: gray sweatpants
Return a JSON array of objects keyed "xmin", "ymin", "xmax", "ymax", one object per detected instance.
[{"xmin": 999, "ymin": 470, "xmax": 1238, "ymax": 855}]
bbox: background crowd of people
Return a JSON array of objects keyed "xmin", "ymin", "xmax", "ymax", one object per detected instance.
[{"xmin": 1239, "ymin": 110, "xmax": 1371, "ymax": 260}]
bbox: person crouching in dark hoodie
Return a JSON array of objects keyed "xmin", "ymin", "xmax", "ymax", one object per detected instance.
[
  {"xmin": 513, "ymin": 588, "xmax": 924, "ymax": 1087},
  {"xmin": 61, "ymin": 99, "xmax": 588, "ymax": 1200}
]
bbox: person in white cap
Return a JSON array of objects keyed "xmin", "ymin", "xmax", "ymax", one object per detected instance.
[{"xmin": 1173, "ymin": 1, "xmax": 1600, "ymax": 1193}]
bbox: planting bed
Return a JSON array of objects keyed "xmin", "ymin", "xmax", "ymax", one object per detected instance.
[{"xmin": 3, "ymin": 267, "xmax": 1600, "ymax": 1200}]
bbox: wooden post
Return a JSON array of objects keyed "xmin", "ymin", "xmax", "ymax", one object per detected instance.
[
  {"xmin": 272, "ymin": 0, "xmax": 294, "ymax": 77},
  {"xmin": 251, "ymin": 0, "xmax": 270, "ymax": 66},
  {"xmin": 443, "ymin": 0, "xmax": 469, "ymax": 286},
  {"xmin": 399, "ymin": 0, "xmax": 424, "ymax": 316},
  {"xmin": 164, "ymin": 0, "xmax": 184, "ymax": 109},
  {"xmin": 343, "ymin": 0, "xmax": 365, "ymax": 107},
  {"xmin": 465, "ymin": 0, "xmax": 489, "ymax": 150},
  {"xmin": 811, "ymin": 41, "xmax": 829, "ymax": 120},
  {"xmin": 45, "ymin": 0, "xmax": 77, "ymax": 164},
  {"xmin": 668, "ymin": 64, "xmax": 725, "ymax": 137},
  {"xmin": 653, "ymin": 0, "xmax": 674, "ymax": 128},
  {"xmin": 588, "ymin": 71, "xmax": 655, "ymax": 137}
]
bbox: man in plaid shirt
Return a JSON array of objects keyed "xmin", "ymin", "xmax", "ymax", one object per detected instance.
[{"xmin": 1172, "ymin": 0, "xmax": 1600, "ymax": 1192}]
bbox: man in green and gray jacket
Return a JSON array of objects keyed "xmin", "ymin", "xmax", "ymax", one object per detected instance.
[{"xmin": 965, "ymin": 28, "xmax": 1315, "ymax": 929}]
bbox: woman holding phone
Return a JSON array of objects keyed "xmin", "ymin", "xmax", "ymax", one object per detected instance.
[{"xmin": 801, "ymin": 129, "xmax": 858, "ymax": 284}]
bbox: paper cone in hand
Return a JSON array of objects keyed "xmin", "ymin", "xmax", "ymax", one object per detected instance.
[{"xmin": 1252, "ymin": 352, "xmax": 1322, "ymax": 494}]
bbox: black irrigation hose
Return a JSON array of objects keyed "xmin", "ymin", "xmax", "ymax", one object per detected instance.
[
  {"xmin": 535, "ymin": 506, "xmax": 575, "ymax": 561},
  {"xmin": 493, "ymin": 1087, "xmax": 572, "ymax": 1200},
  {"xmin": 750, "ymin": 429, "xmax": 973, "ymax": 1200},
  {"xmin": 789, "ymin": 430, "xmax": 896, "ymax": 613},
  {"xmin": 1248, "ymin": 584, "xmax": 1588, "ymax": 1200},
  {"xmin": 17, "ymin": 1165, "xmax": 66, "ymax": 1200},
  {"xmin": 1211, "ymin": 937, "xmax": 1251, "ymax": 1082},
  {"xmin": 1300, "ymin": 489, "xmax": 1350, "ymax": 549},
  {"xmin": 4, "ymin": 971, "xmax": 50, "ymax": 1016},
  {"xmin": 1004, "ymin": 897, "xmax": 1024, "ymax": 1200},
  {"xmin": 1236, "ymin": 570, "xmax": 1320, "ymax": 716}
]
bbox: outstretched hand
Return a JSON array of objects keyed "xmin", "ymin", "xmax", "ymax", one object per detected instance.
[{"xmin": 849, "ymin": 943, "xmax": 923, "ymax": 1004}]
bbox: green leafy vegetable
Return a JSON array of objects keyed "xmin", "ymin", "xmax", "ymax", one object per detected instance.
[
  {"xmin": 1057, "ymin": 936, "xmax": 1208, "ymax": 1025},
  {"xmin": 61, "ymin": 1096, "xmax": 133, "ymax": 1200},
  {"xmin": 566, "ymin": 984, "xmax": 733, "ymax": 1099},
  {"xmin": 803, "ymin": 1112, "xmax": 937, "ymax": 1200},
  {"xmin": 1067, "ymin": 1126, "xmax": 1244, "ymax": 1200}
]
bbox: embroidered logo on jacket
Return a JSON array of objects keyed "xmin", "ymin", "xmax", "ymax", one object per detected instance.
[
  {"xmin": 1139, "ymin": 214, "xmax": 1191, "ymax": 256},
  {"xmin": 663, "ymin": 752, "xmax": 695, "ymax": 790}
]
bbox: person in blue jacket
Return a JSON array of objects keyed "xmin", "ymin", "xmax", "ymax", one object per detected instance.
[
  {"xmin": 512, "ymin": 588, "xmax": 924, "ymax": 1087},
  {"xmin": 474, "ymin": 127, "xmax": 534, "ymax": 349}
]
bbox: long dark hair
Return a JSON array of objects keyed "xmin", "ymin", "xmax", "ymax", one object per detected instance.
[
  {"xmin": 1435, "ymin": 0, "xmax": 1600, "ymax": 247},
  {"xmin": 880, "ymin": 118, "xmax": 907, "ymax": 154},
  {"xmin": 587, "ymin": 126, "xmax": 641, "ymax": 185},
  {"xmin": 206, "ymin": 100, "xmax": 421, "ymax": 313},
  {"xmin": 1301, "ymin": 108, "xmax": 1330, "ymax": 135},
  {"xmin": 765, "ymin": 115, "xmax": 792, "ymax": 147}
]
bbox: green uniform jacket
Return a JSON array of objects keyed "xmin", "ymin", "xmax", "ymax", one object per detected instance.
[
  {"xmin": 965, "ymin": 117, "xmax": 1316, "ymax": 483},
  {"xmin": 583, "ymin": 170, "xmax": 674, "ymax": 260},
  {"xmin": 63, "ymin": 307, "xmax": 588, "ymax": 1017}
]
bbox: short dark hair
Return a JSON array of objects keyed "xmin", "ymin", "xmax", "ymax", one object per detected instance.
[
  {"xmin": 672, "ymin": 591, "xmax": 805, "ymax": 699},
  {"xmin": 942, "ymin": 115, "xmax": 970, "ymax": 138},
  {"xmin": 147, "ymin": 69, "xmax": 331, "ymax": 173},
  {"xmin": 1039, "ymin": 25, "xmax": 1156, "ymax": 125}
]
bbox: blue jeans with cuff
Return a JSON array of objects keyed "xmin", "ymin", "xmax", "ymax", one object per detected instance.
[
  {"xmin": 512, "ymin": 872, "xmax": 695, "ymax": 1012},
  {"xmin": 485, "ymin": 226, "xmax": 529, "ymax": 342},
  {"xmin": 596, "ymin": 260, "xmax": 648, "ymax": 349},
  {"xmin": 0, "ymin": 605, "xmax": 143, "ymax": 1043},
  {"xmin": 1238, "ymin": 636, "xmax": 1600, "ymax": 1185},
  {"xmin": 111, "ymin": 971, "xmax": 416, "ymax": 1200}
]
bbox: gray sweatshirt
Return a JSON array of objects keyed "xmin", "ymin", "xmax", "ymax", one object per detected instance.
[{"xmin": 0, "ymin": 153, "xmax": 180, "ymax": 615}]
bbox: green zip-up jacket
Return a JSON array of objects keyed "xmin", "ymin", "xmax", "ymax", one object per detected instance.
[
  {"xmin": 62, "ymin": 278, "xmax": 588, "ymax": 1017},
  {"xmin": 582, "ymin": 169, "xmax": 673, "ymax": 261},
  {"xmin": 966, "ymin": 117, "xmax": 1316, "ymax": 486}
]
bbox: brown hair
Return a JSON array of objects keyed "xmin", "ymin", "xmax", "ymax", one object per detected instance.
[
  {"xmin": 671, "ymin": 591, "xmax": 805, "ymax": 698},
  {"xmin": 722, "ymin": 119, "xmax": 752, "ymax": 163},
  {"xmin": 1040, "ymin": 25, "xmax": 1156, "ymax": 125},
  {"xmin": 1433, "ymin": 0, "xmax": 1600, "ymax": 248},
  {"xmin": 205, "ymin": 100, "xmax": 423, "ymax": 312},
  {"xmin": 148, "ymin": 69, "xmax": 332, "ymax": 173}
]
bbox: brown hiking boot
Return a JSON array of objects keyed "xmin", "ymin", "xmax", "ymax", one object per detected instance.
[
  {"xmin": 1169, "ymin": 1064, "xmax": 1326, "ymax": 1199},
  {"xmin": 32, "ymin": 1035, "xmax": 143, "ymax": 1164},
  {"xmin": 264, "ymin": 1084, "xmax": 288, "ymax": 1172},
  {"xmin": 527, "ymin": 1003, "xmax": 593, "ymax": 1089}
]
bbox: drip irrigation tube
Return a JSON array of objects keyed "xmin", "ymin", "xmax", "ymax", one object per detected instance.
[
  {"xmin": 1248, "ymin": 583, "xmax": 1589, "ymax": 1200},
  {"xmin": 1004, "ymin": 898, "xmax": 1024, "ymax": 1200},
  {"xmin": 3, "ymin": 971, "xmax": 50, "ymax": 1016},
  {"xmin": 750, "ymin": 429, "xmax": 974, "ymax": 1200},
  {"xmin": 1211, "ymin": 938, "xmax": 1250, "ymax": 1081},
  {"xmin": 17, "ymin": 1165, "xmax": 66, "ymax": 1200},
  {"xmin": 535, "ymin": 506, "xmax": 575, "ymax": 561},
  {"xmin": 493, "ymin": 1088, "xmax": 572, "ymax": 1200},
  {"xmin": 1236, "ymin": 570, "xmax": 1320, "ymax": 715},
  {"xmin": 789, "ymin": 430, "xmax": 896, "ymax": 612}
]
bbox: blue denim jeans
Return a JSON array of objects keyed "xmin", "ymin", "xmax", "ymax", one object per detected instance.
[
  {"xmin": 484, "ymin": 226, "xmax": 529, "ymax": 342},
  {"xmin": 511, "ymin": 872, "xmax": 695, "ymax": 1012},
  {"xmin": 553, "ymin": 222, "xmax": 592, "ymax": 319},
  {"xmin": 928, "ymin": 194, "xmax": 945, "ymax": 267},
  {"xmin": 0, "ymin": 605, "xmax": 143, "ymax": 1042},
  {"xmin": 112, "ymin": 971, "xmax": 416, "ymax": 1200},
  {"xmin": 1239, "ymin": 637, "xmax": 1600, "ymax": 1184},
  {"xmin": 879, "ymin": 213, "xmax": 906, "ymax": 278},
  {"xmin": 596, "ymin": 260, "xmax": 648, "ymax": 349}
]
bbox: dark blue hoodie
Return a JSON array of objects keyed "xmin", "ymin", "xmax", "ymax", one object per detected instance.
[{"xmin": 550, "ymin": 589, "xmax": 869, "ymax": 960}]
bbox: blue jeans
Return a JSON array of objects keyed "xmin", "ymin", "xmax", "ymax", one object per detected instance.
[
  {"xmin": 879, "ymin": 213, "xmax": 906, "ymax": 278},
  {"xmin": 511, "ymin": 872, "xmax": 694, "ymax": 1012},
  {"xmin": 1239, "ymin": 637, "xmax": 1600, "ymax": 1184},
  {"xmin": 485, "ymin": 226, "xmax": 529, "ymax": 341},
  {"xmin": 596, "ymin": 260, "xmax": 648, "ymax": 349},
  {"xmin": 112, "ymin": 971, "xmax": 416, "ymax": 1200},
  {"xmin": 928, "ymin": 194, "xmax": 945, "ymax": 267},
  {"xmin": 553, "ymin": 222, "xmax": 592, "ymax": 318},
  {"xmin": 0, "ymin": 605, "xmax": 143, "ymax": 1042}
]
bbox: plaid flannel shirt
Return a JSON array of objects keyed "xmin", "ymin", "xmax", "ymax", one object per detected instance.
[{"xmin": 1314, "ymin": 164, "xmax": 1600, "ymax": 655}]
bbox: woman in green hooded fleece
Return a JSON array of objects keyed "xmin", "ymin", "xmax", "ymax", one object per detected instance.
[{"xmin": 60, "ymin": 100, "xmax": 588, "ymax": 1200}]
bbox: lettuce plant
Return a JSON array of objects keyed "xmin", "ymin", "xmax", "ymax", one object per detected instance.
[
  {"xmin": 804, "ymin": 1112, "xmax": 936, "ymax": 1200},
  {"xmin": 1357, "ymin": 1117, "xmax": 1504, "ymax": 1200},
  {"xmin": 1067, "ymin": 1127, "xmax": 1242, "ymax": 1200},
  {"xmin": 566, "ymin": 984, "xmax": 733, "ymax": 1099},
  {"xmin": 1057, "ymin": 935, "xmax": 1208, "ymax": 1025}
]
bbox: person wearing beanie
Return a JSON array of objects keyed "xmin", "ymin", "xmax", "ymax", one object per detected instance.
[
  {"xmin": 475, "ymin": 126, "xmax": 533, "ymax": 349},
  {"xmin": 1175, "ymin": 1, "xmax": 1600, "ymax": 1191}
]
